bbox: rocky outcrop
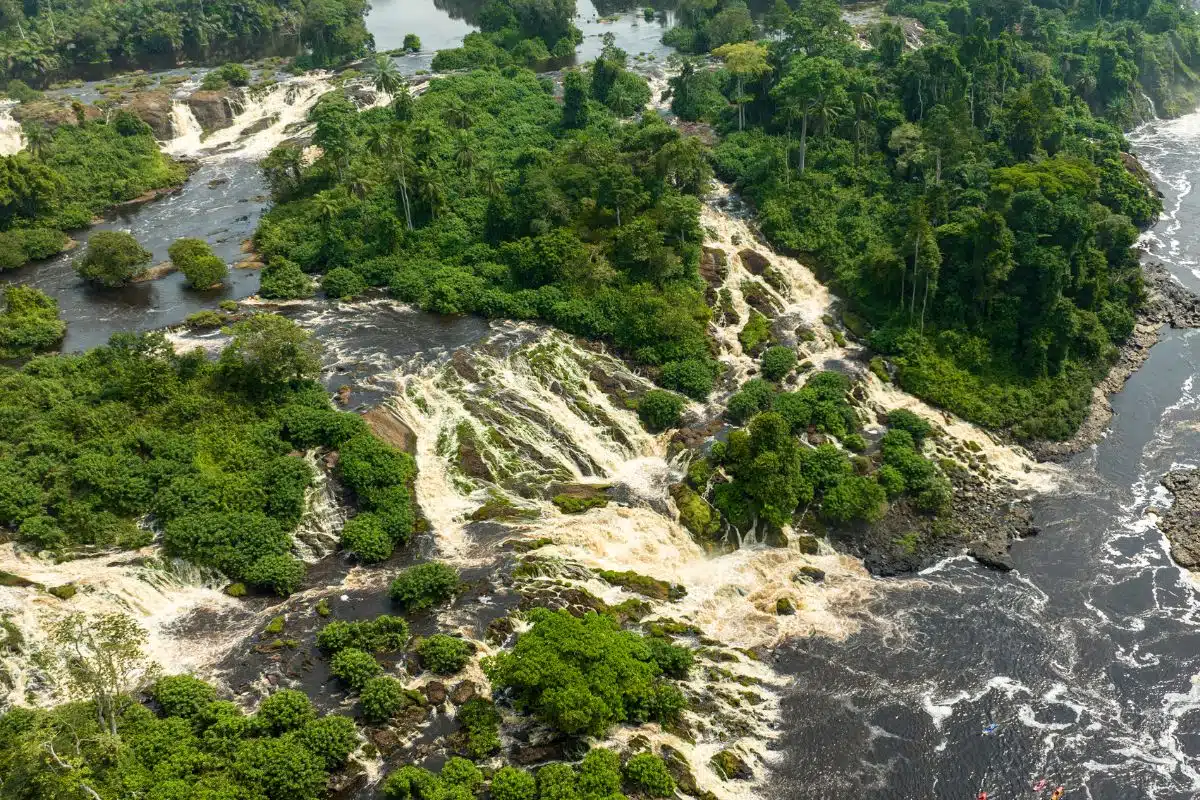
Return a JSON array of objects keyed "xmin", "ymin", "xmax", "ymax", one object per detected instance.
[
  {"xmin": 13, "ymin": 98, "xmax": 101, "ymax": 128},
  {"xmin": 124, "ymin": 91, "xmax": 173, "ymax": 139},
  {"xmin": 738, "ymin": 249, "xmax": 771, "ymax": 276},
  {"xmin": 364, "ymin": 406, "xmax": 417, "ymax": 454},
  {"xmin": 186, "ymin": 90, "xmax": 235, "ymax": 133},
  {"xmin": 1160, "ymin": 470, "xmax": 1200, "ymax": 569}
]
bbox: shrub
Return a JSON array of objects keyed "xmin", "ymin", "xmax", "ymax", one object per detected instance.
[
  {"xmin": 202, "ymin": 62, "xmax": 252, "ymax": 89},
  {"xmin": 293, "ymin": 715, "xmax": 358, "ymax": 769},
  {"xmin": 820, "ymin": 475, "xmax": 887, "ymax": 524},
  {"xmin": 338, "ymin": 433, "xmax": 415, "ymax": 495},
  {"xmin": 317, "ymin": 615, "xmax": 410, "ymax": 654},
  {"xmin": 483, "ymin": 609, "xmax": 685, "ymax": 737},
  {"xmin": 638, "ymin": 389, "xmax": 685, "ymax": 432},
  {"xmin": 13, "ymin": 228, "xmax": 67, "ymax": 261},
  {"xmin": 169, "ymin": 237, "xmax": 228, "ymax": 289},
  {"xmin": 841, "ymin": 433, "xmax": 868, "ymax": 452},
  {"xmin": 659, "ymin": 358, "xmax": 715, "ymax": 399},
  {"xmin": 360, "ymin": 675, "xmax": 408, "ymax": 722},
  {"xmin": 886, "ymin": 409, "xmax": 933, "ymax": 447},
  {"xmin": 389, "ymin": 562, "xmax": 459, "ymax": 611},
  {"xmin": 457, "ymin": 698, "xmax": 502, "ymax": 759},
  {"xmin": 330, "ymin": 647, "xmax": 382, "ymax": 691},
  {"xmin": 761, "ymin": 346, "xmax": 797, "ymax": 381},
  {"xmin": 323, "ymin": 267, "xmax": 366, "ymax": 299},
  {"xmin": 491, "ymin": 767, "xmax": 537, "ymax": 800},
  {"xmin": 243, "ymin": 553, "xmax": 307, "ymax": 596},
  {"xmin": 578, "ymin": 748, "xmax": 622, "ymax": 798},
  {"xmin": 340, "ymin": 513, "xmax": 393, "ymax": 563},
  {"xmin": 260, "ymin": 258, "xmax": 315, "ymax": 299},
  {"xmin": 76, "ymin": 231, "xmax": 151, "ymax": 287},
  {"xmin": 738, "ymin": 309, "xmax": 772, "ymax": 355},
  {"xmin": 416, "ymin": 634, "xmax": 473, "ymax": 675},
  {"xmin": 623, "ymin": 753, "xmax": 675, "ymax": 797},
  {"xmin": 727, "ymin": 378, "xmax": 775, "ymax": 424},
  {"xmin": 0, "ymin": 284, "xmax": 66, "ymax": 358},
  {"xmin": 647, "ymin": 637, "xmax": 693, "ymax": 679},
  {"xmin": 536, "ymin": 763, "xmax": 578, "ymax": 800},
  {"xmin": 403, "ymin": 34, "xmax": 422, "ymax": 52},
  {"xmin": 163, "ymin": 512, "xmax": 292, "ymax": 583},
  {"xmin": 441, "ymin": 757, "xmax": 483, "ymax": 790},
  {"xmin": 218, "ymin": 314, "xmax": 323, "ymax": 395},
  {"xmin": 383, "ymin": 765, "xmax": 442, "ymax": 800},
  {"xmin": 152, "ymin": 674, "xmax": 216, "ymax": 719},
  {"xmin": 257, "ymin": 689, "xmax": 316, "ymax": 734},
  {"xmin": 876, "ymin": 465, "xmax": 906, "ymax": 498},
  {"xmin": 232, "ymin": 737, "xmax": 326, "ymax": 800}
]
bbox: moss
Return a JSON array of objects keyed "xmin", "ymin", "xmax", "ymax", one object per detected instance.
[
  {"xmin": 264, "ymin": 615, "xmax": 285, "ymax": 635},
  {"xmin": 597, "ymin": 570, "xmax": 687, "ymax": 601},
  {"xmin": 842, "ymin": 310, "xmax": 871, "ymax": 339},
  {"xmin": 738, "ymin": 310, "xmax": 772, "ymax": 356},
  {"xmin": 315, "ymin": 598, "xmax": 331, "ymax": 617},
  {"xmin": 710, "ymin": 749, "xmax": 752, "ymax": 781},
  {"xmin": 831, "ymin": 329, "xmax": 847, "ymax": 347},
  {"xmin": 869, "ymin": 356, "xmax": 890, "ymax": 383},
  {"xmin": 470, "ymin": 494, "xmax": 539, "ymax": 522},
  {"xmin": 775, "ymin": 597, "xmax": 796, "ymax": 616},
  {"xmin": 0, "ymin": 571, "xmax": 39, "ymax": 589},
  {"xmin": 47, "ymin": 583, "xmax": 77, "ymax": 600},
  {"xmin": 552, "ymin": 493, "xmax": 608, "ymax": 514},
  {"xmin": 895, "ymin": 531, "xmax": 921, "ymax": 554},
  {"xmin": 0, "ymin": 616, "xmax": 24, "ymax": 652},
  {"xmin": 510, "ymin": 537, "xmax": 554, "ymax": 553},
  {"xmin": 670, "ymin": 483, "xmax": 721, "ymax": 543},
  {"xmin": 225, "ymin": 582, "xmax": 247, "ymax": 597}
]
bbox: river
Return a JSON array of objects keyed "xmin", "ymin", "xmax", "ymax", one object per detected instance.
[{"xmin": 2, "ymin": 4, "xmax": 1199, "ymax": 799}]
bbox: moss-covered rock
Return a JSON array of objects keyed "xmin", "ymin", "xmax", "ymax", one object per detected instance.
[
  {"xmin": 792, "ymin": 566, "xmax": 826, "ymax": 583},
  {"xmin": 550, "ymin": 483, "xmax": 610, "ymax": 514},
  {"xmin": 793, "ymin": 534, "xmax": 820, "ymax": 555},
  {"xmin": 670, "ymin": 483, "xmax": 721, "ymax": 543},
  {"xmin": 597, "ymin": 569, "xmax": 687, "ymax": 601},
  {"xmin": 47, "ymin": 583, "xmax": 77, "ymax": 600},
  {"xmin": 775, "ymin": 597, "xmax": 796, "ymax": 615},
  {"xmin": 710, "ymin": 749, "xmax": 753, "ymax": 781}
]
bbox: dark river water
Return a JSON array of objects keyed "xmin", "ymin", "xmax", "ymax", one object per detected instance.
[{"xmin": 767, "ymin": 113, "xmax": 1200, "ymax": 800}]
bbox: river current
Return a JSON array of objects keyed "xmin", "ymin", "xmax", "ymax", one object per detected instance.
[{"xmin": 1, "ymin": 4, "xmax": 1199, "ymax": 799}]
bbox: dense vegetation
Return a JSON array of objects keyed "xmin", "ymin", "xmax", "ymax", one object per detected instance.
[
  {"xmin": 0, "ymin": 316, "xmax": 415, "ymax": 594},
  {"xmin": 0, "ymin": 674, "xmax": 359, "ymax": 800},
  {"xmin": 669, "ymin": 0, "xmax": 1180, "ymax": 440},
  {"xmin": 0, "ymin": 0, "xmax": 371, "ymax": 84},
  {"xmin": 685, "ymin": 370, "xmax": 948, "ymax": 534},
  {"xmin": 257, "ymin": 66, "xmax": 721, "ymax": 392},
  {"xmin": 0, "ymin": 112, "xmax": 186, "ymax": 269},
  {"xmin": 430, "ymin": 0, "xmax": 581, "ymax": 70},
  {"xmin": 0, "ymin": 284, "xmax": 64, "ymax": 358}
]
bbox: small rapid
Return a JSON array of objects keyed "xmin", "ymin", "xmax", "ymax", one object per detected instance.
[{"xmin": 0, "ymin": 100, "xmax": 23, "ymax": 156}]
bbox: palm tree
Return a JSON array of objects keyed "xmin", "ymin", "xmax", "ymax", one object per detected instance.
[
  {"xmin": 22, "ymin": 124, "xmax": 51, "ymax": 159},
  {"xmin": 477, "ymin": 162, "xmax": 503, "ymax": 200},
  {"xmin": 454, "ymin": 133, "xmax": 477, "ymax": 182},
  {"xmin": 312, "ymin": 193, "xmax": 341, "ymax": 225},
  {"xmin": 366, "ymin": 53, "xmax": 405, "ymax": 98},
  {"xmin": 416, "ymin": 164, "xmax": 446, "ymax": 220},
  {"xmin": 848, "ymin": 75, "xmax": 877, "ymax": 165}
]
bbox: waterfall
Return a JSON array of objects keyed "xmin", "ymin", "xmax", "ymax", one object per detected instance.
[
  {"xmin": 162, "ymin": 101, "xmax": 204, "ymax": 157},
  {"xmin": 0, "ymin": 101, "xmax": 24, "ymax": 157},
  {"xmin": 197, "ymin": 73, "xmax": 338, "ymax": 161},
  {"xmin": 1141, "ymin": 90, "xmax": 1160, "ymax": 120}
]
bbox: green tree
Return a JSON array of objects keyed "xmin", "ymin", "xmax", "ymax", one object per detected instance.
[
  {"xmin": 168, "ymin": 237, "xmax": 228, "ymax": 289},
  {"xmin": 712, "ymin": 41, "xmax": 771, "ymax": 131},
  {"xmin": 76, "ymin": 231, "xmax": 151, "ymax": 287},
  {"xmin": 218, "ymin": 314, "xmax": 323, "ymax": 395},
  {"xmin": 367, "ymin": 52, "xmax": 405, "ymax": 96}
]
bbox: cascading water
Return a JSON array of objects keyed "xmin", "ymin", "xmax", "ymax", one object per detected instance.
[
  {"xmin": 0, "ymin": 101, "xmax": 24, "ymax": 156},
  {"xmin": 162, "ymin": 101, "xmax": 204, "ymax": 156}
]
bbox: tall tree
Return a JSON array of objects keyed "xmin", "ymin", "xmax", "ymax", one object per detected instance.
[
  {"xmin": 773, "ymin": 56, "xmax": 848, "ymax": 173},
  {"xmin": 712, "ymin": 41, "xmax": 771, "ymax": 131}
]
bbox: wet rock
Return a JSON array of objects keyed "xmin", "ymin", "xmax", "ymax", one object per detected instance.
[
  {"xmin": 370, "ymin": 728, "xmax": 401, "ymax": 756},
  {"xmin": 967, "ymin": 541, "xmax": 1015, "ymax": 572},
  {"xmin": 450, "ymin": 680, "xmax": 477, "ymax": 705},
  {"xmin": 511, "ymin": 741, "xmax": 566, "ymax": 765},
  {"xmin": 450, "ymin": 349, "xmax": 481, "ymax": 383},
  {"xmin": 596, "ymin": 569, "xmax": 686, "ymax": 601},
  {"xmin": 549, "ymin": 483, "xmax": 610, "ymax": 514},
  {"xmin": 186, "ymin": 90, "xmax": 234, "ymax": 132},
  {"xmin": 775, "ymin": 597, "xmax": 795, "ymax": 615},
  {"xmin": 13, "ymin": 98, "xmax": 101, "ymax": 128},
  {"xmin": 738, "ymin": 249, "xmax": 771, "ymax": 276},
  {"xmin": 699, "ymin": 246, "xmax": 728, "ymax": 288},
  {"xmin": 710, "ymin": 748, "xmax": 753, "ymax": 781},
  {"xmin": 336, "ymin": 386, "xmax": 351, "ymax": 406},
  {"xmin": 240, "ymin": 115, "xmax": 277, "ymax": 137},
  {"xmin": 363, "ymin": 406, "xmax": 417, "ymax": 454},
  {"xmin": 487, "ymin": 616, "xmax": 515, "ymax": 645},
  {"xmin": 123, "ymin": 91, "xmax": 174, "ymax": 139},
  {"xmin": 661, "ymin": 745, "xmax": 702, "ymax": 797},
  {"xmin": 328, "ymin": 760, "xmax": 368, "ymax": 799},
  {"xmin": 519, "ymin": 585, "xmax": 608, "ymax": 617},
  {"xmin": 793, "ymin": 534, "xmax": 820, "ymax": 555},
  {"xmin": 423, "ymin": 681, "xmax": 447, "ymax": 705},
  {"xmin": 1160, "ymin": 469, "xmax": 1200, "ymax": 569},
  {"xmin": 670, "ymin": 483, "xmax": 721, "ymax": 544},
  {"xmin": 793, "ymin": 566, "xmax": 825, "ymax": 583}
]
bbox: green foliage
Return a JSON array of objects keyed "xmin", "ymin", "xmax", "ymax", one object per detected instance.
[
  {"xmin": 727, "ymin": 377, "xmax": 775, "ymax": 424},
  {"xmin": 359, "ymin": 675, "xmax": 408, "ymax": 722},
  {"xmin": 457, "ymin": 697, "xmax": 502, "ymax": 759},
  {"xmin": 0, "ymin": 676, "xmax": 357, "ymax": 800},
  {"xmin": 623, "ymin": 753, "xmax": 676, "ymax": 797},
  {"xmin": 323, "ymin": 266, "xmax": 367, "ymax": 299},
  {"xmin": 76, "ymin": 230, "xmax": 151, "ymax": 287},
  {"xmin": 389, "ymin": 562, "xmax": 459, "ymax": 611},
  {"xmin": 218, "ymin": 313, "xmax": 323, "ymax": 396},
  {"xmin": 169, "ymin": 237, "xmax": 228, "ymax": 289},
  {"xmin": 0, "ymin": 0, "xmax": 370, "ymax": 84},
  {"xmin": 202, "ymin": 63, "xmax": 252, "ymax": 90},
  {"xmin": 660, "ymin": 357, "xmax": 717, "ymax": 400},
  {"xmin": 403, "ymin": 34, "xmax": 422, "ymax": 52},
  {"xmin": 340, "ymin": 512, "xmax": 394, "ymax": 563},
  {"xmin": 579, "ymin": 748, "xmax": 623, "ymax": 798},
  {"xmin": 330, "ymin": 647, "xmax": 383, "ymax": 691},
  {"xmin": 317, "ymin": 614, "xmax": 409, "ymax": 654},
  {"xmin": 761, "ymin": 345, "xmax": 797, "ymax": 381},
  {"xmin": 638, "ymin": 389, "xmax": 685, "ymax": 432},
  {"xmin": 885, "ymin": 408, "xmax": 933, "ymax": 447},
  {"xmin": 483, "ymin": 608, "xmax": 686, "ymax": 736},
  {"xmin": 260, "ymin": 257, "xmax": 316, "ymax": 299},
  {"xmin": 416, "ymin": 634, "xmax": 474, "ymax": 675},
  {"xmin": 254, "ymin": 69, "xmax": 716, "ymax": 390},
  {"xmin": 820, "ymin": 475, "xmax": 887, "ymax": 523},
  {"xmin": 0, "ymin": 284, "xmax": 65, "ymax": 358},
  {"xmin": 294, "ymin": 715, "xmax": 358, "ymax": 769},
  {"xmin": 492, "ymin": 767, "xmax": 538, "ymax": 800},
  {"xmin": 257, "ymin": 689, "xmax": 316, "ymax": 734},
  {"xmin": 698, "ymin": 0, "xmax": 1175, "ymax": 441},
  {"xmin": 738, "ymin": 309, "xmax": 772, "ymax": 355},
  {"xmin": 152, "ymin": 674, "xmax": 216, "ymax": 719}
]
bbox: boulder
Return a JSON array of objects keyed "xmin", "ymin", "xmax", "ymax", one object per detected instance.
[
  {"xmin": 793, "ymin": 534, "xmax": 820, "ymax": 555},
  {"xmin": 738, "ymin": 249, "xmax": 771, "ymax": 275},
  {"xmin": 124, "ymin": 91, "xmax": 173, "ymax": 139},
  {"xmin": 364, "ymin": 406, "xmax": 417, "ymax": 454},
  {"xmin": 511, "ymin": 741, "xmax": 566, "ymax": 765},
  {"xmin": 967, "ymin": 542, "xmax": 1015, "ymax": 572},
  {"xmin": 423, "ymin": 681, "xmax": 447, "ymax": 705},
  {"xmin": 710, "ymin": 749, "xmax": 753, "ymax": 781},
  {"xmin": 1161, "ymin": 469, "xmax": 1200, "ymax": 569},
  {"xmin": 793, "ymin": 566, "xmax": 825, "ymax": 583},
  {"xmin": 449, "ymin": 680, "xmax": 477, "ymax": 705},
  {"xmin": 186, "ymin": 90, "xmax": 234, "ymax": 133}
]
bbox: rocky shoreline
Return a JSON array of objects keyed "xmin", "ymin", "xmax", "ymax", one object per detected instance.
[
  {"xmin": 1157, "ymin": 470, "xmax": 1200, "ymax": 570},
  {"xmin": 1028, "ymin": 260, "xmax": 1200, "ymax": 462}
]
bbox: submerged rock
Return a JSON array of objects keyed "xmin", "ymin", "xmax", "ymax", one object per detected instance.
[
  {"xmin": 1160, "ymin": 469, "xmax": 1200, "ymax": 569},
  {"xmin": 710, "ymin": 748, "xmax": 753, "ymax": 781},
  {"xmin": 967, "ymin": 541, "xmax": 1015, "ymax": 572}
]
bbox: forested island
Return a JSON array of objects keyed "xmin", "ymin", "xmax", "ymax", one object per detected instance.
[{"xmin": 0, "ymin": 0, "xmax": 1198, "ymax": 797}]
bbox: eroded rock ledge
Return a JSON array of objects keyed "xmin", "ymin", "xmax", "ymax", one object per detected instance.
[{"xmin": 1159, "ymin": 469, "xmax": 1200, "ymax": 569}]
